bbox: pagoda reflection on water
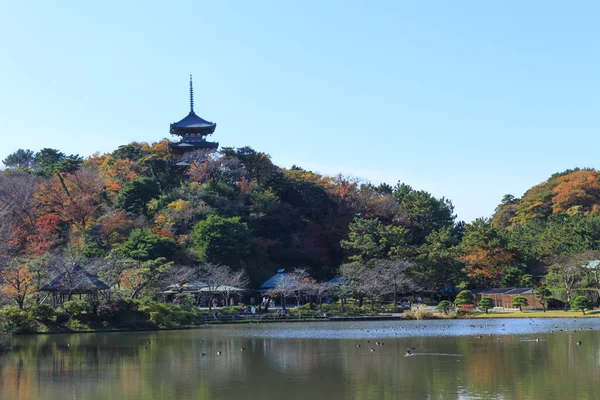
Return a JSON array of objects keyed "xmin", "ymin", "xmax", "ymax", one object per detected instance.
[{"xmin": 168, "ymin": 75, "xmax": 218, "ymax": 154}]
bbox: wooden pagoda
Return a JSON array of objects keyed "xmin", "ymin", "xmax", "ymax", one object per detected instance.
[{"xmin": 168, "ymin": 75, "xmax": 218, "ymax": 154}]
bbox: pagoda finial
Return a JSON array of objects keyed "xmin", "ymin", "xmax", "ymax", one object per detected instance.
[{"xmin": 189, "ymin": 75, "xmax": 194, "ymax": 112}]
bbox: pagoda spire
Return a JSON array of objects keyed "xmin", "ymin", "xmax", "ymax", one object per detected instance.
[{"xmin": 189, "ymin": 74, "xmax": 194, "ymax": 113}]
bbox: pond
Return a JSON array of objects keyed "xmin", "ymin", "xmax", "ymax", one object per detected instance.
[{"xmin": 2, "ymin": 319, "xmax": 600, "ymax": 399}]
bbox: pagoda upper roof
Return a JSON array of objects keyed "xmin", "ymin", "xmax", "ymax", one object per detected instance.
[
  {"xmin": 170, "ymin": 111, "xmax": 216, "ymax": 133},
  {"xmin": 170, "ymin": 75, "xmax": 217, "ymax": 136}
]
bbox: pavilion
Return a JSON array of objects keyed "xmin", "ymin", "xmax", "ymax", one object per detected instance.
[{"xmin": 40, "ymin": 263, "xmax": 110, "ymax": 307}]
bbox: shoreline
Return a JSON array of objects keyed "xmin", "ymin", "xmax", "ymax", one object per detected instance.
[{"xmin": 15, "ymin": 310, "xmax": 600, "ymax": 336}]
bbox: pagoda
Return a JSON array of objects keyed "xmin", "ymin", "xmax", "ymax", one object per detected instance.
[{"xmin": 168, "ymin": 76, "xmax": 218, "ymax": 154}]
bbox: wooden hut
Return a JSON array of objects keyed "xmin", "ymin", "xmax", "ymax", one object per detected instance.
[
  {"xmin": 471, "ymin": 288, "xmax": 543, "ymax": 310},
  {"xmin": 40, "ymin": 263, "xmax": 110, "ymax": 307}
]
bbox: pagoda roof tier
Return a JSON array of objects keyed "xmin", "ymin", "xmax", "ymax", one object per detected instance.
[
  {"xmin": 170, "ymin": 111, "xmax": 217, "ymax": 135},
  {"xmin": 169, "ymin": 140, "xmax": 219, "ymax": 152}
]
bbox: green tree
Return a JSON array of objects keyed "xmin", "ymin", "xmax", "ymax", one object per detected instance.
[
  {"xmin": 571, "ymin": 296, "xmax": 592, "ymax": 315},
  {"xmin": 395, "ymin": 185, "xmax": 455, "ymax": 245},
  {"xmin": 115, "ymin": 177, "xmax": 161, "ymax": 214},
  {"xmin": 191, "ymin": 214, "xmax": 251, "ymax": 266},
  {"xmin": 119, "ymin": 229, "xmax": 176, "ymax": 261},
  {"xmin": 478, "ymin": 297, "xmax": 494, "ymax": 314},
  {"xmin": 2, "ymin": 149, "xmax": 35, "ymax": 169},
  {"xmin": 340, "ymin": 218, "xmax": 409, "ymax": 263},
  {"xmin": 436, "ymin": 300, "xmax": 453, "ymax": 315},
  {"xmin": 454, "ymin": 290, "xmax": 474, "ymax": 307},
  {"xmin": 501, "ymin": 267, "xmax": 522, "ymax": 287},
  {"xmin": 415, "ymin": 227, "xmax": 462, "ymax": 296},
  {"xmin": 512, "ymin": 296, "xmax": 528, "ymax": 312},
  {"xmin": 520, "ymin": 274, "xmax": 534, "ymax": 288},
  {"xmin": 535, "ymin": 285, "xmax": 552, "ymax": 312}
]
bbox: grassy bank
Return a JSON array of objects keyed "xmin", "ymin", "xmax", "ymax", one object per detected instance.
[{"xmin": 473, "ymin": 310, "xmax": 600, "ymax": 318}]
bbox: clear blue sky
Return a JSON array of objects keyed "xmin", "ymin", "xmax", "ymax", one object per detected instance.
[{"xmin": 1, "ymin": 1, "xmax": 599, "ymax": 223}]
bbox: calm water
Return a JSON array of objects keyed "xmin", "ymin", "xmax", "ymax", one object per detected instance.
[{"xmin": 2, "ymin": 319, "xmax": 600, "ymax": 400}]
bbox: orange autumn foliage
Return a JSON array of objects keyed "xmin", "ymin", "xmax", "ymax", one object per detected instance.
[
  {"xmin": 0, "ymin": 264, "xmax": 34, "ymax": 309},
  {"xmin": 35, "ymin": 171, "xmax": 103, "ymax": 232},
  {"xmin": 26, "ymin": 214, "xmax": 62, "ymax": 255},
  {"xmin": 462, "ymin": 246, "xmax": 514, "ymax": 283},
  {"xmin": 99, "ymin": 157, "xmax": 147, "ymax": 194},
  {"xmin": 552, "ymin": 170, "xmax": 600, "ymax": 215}
]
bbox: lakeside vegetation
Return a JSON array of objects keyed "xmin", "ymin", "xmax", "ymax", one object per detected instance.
[{"xmin": 2, "ymin": 143, "xmax": 600, "ymax": 338}]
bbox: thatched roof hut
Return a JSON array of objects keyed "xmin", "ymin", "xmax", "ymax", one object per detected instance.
[{"xmin": 40, "ymin": 263, "xmax": 109, "ymax": 295}]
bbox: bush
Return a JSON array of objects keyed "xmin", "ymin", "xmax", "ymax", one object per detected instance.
[
  {"xmin": 436, "ymin": 300, "xmax": 454, "ymax": 314},
  {"xmin": 137, "ymin": 301, "xmax": 194, "ymax": 328},
  {"xmin": 458, "ymin": 304, "xmax": 476, "ymax": 317},
  {"xmin": 64, "ymin": 299, "xmax": 87, "ymax": 319},
  {"xmin": 478, "ymin": 297, "xmax": 495, "ymax": 314},
  {"xmin": 29, "ymin": 304, "xmax": 56, "ymax": 321},
  {"xmin": 84, "ymin": 299, "xmax": 101, "ymax": 316},
  {"xmin": 455, "ymin": 290, "xmax": 474, "ymax": 307},
  {"xmin": 218, "ymin": 306, "xmax": 244, "ymax": 315},
  {"xmin": 0, "ymin": 306, "xmax": 38, "ymax": 334},
  {"xmin": 65, "ymin": 319, "xmax": 89, "ymax": 331},
  {"xmin": 571, "ymin": 296, "xmax": 593, "ymax": 314},
  {"xmin": 176, "ymin": 295, "xmax": 197, "ymax": 312},
  {"xmin": 55, "ymin": 312, "xmax": 69, "ymax": 324}
]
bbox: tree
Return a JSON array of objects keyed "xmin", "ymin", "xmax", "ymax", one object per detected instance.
[
  {"xmin": 375, "ymin": 259, "xmax": 415, "ymax": 306},
  {"xmin": 415, "ymin": 227, "xmax": 462, "ymax": 297},
  {"xmin": 0, "ymin": 263, "xmax": 34, "ymax": 309},
  {"xmin": 571, "ymin": 296, "xmax": 592, "ymax": 315},
  {"xmin": 535, "ymin": 285, "xmax": 552, "ymax": 312},
  {"xmin": 478, "ymin": 297, "xmax": 494, "ymax": 314},
  {"xmin": 436, "ymin": 300, "xmax": 453, "ymax": 314},
  {"xmin": 35, "ymin": 170, "xmax": 103, "ymax": 232},
  {"xmin": 454, "ymin": 290, "xmax": 474, "ymax": 307},
  {"xmin": 2, "ymin": 149, "xmax": 35, "ymax": 169},
  {"xmin": 520, "ymin": 274, "xmax": 534, "ymax": 288},
  {"xmin": 340, "ymin": 218, "xmax": 409, "ymax": 263},
  {"xmin": 545, "ymin": 252, "xmax": 591, "ymax": 306},
  {"xmin": 501, "ymin": 267, "xmax": 522, "ymax": 287},
  {"xmin": 194, "ymin": 264, "xmax": 249, "ymax": 311},
  {"xmin": 115, "ymin": 177, "xmax": 161, "ymax": 215},
  {"xmin": 394, "ymin": 184, "xmax": 456, "ymax": 245},
  {"xmin": 191, "ymin": 215, "xmax": 251, "ymax": 267},
  {"xmin": 119, "ymin": 228, "xmax": 177, "ymax": 261},
  {"xmin": 512, "ymin": 296, "xmax": 528, "ymax": 312}
]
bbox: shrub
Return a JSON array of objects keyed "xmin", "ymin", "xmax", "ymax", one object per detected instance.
[
  {"xmin": 218, "ymin": 306, "xmax": 244, "ymax": 315},
  {"xmin": 512, "ymin": 296, "xmax": 529, "ymax": 311},
  {"xmin": 436, "ymin": 300, "xmax": 454, "ymax": 314},
  {"xmin": 55, "ymin": 312, "xmax": 69, "ymax": 324},
  {"xmin": 176, "ymin": 295, "xmax": 197, "ymax": 312},
  {"xmin": 458, "ymin": 304, "xmax": 476, "ymax": 317},
  {"xmin": 571, "ymin": 296, "xmax": 593, "ymax": 315},
  {"xmin": 478, "ymin": 297, "xmax": 495, "ymax": 314},
  {"xmin": 414, "ymin": 310, "xmax": 434, "ymax": 320},
  {"xmin": 64, "ymin": 299, "xmax": 87, "ymax": 319},
  {"xmin": 137, "ymin": 301, "xmax": 194, "ymax": 328},
  {"xmin": 84, "ymin": 299, "xmax": 101, "ymax": 316},
  {"xmin": 65, "ymin": 319, "xmax": 89, "ymax": 331},
  {"xmin": 29, "ymin": 304, "xmax": 56, "ymax": 321},
  {"xmin": 455, "ymin": 290, "xmax": 474, "ymax": 307},
  {"xmin": 0, "ymin": 306, "xmax": 37, "ymax": 334}
]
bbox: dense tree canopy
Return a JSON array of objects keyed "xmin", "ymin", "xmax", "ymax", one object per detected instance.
[{"xmin": 4, "ymin": 142, "xmax": 600, "ymax": 307}]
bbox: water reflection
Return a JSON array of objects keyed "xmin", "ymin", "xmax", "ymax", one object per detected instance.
[{"xmin": 2, "ymin": 320, "xmax": 600, "ymax": 399}]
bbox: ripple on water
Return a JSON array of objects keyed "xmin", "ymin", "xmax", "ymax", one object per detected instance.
[{"xmin": 217, "ymin": 318, "xmax": 600, "ymax": 339}]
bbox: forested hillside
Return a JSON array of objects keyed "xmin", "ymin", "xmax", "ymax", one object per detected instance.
[{"xmin": 2, "ymin": 142, "xmax": 600, "ymax": 306}]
